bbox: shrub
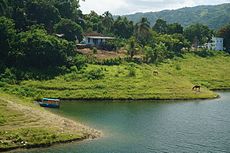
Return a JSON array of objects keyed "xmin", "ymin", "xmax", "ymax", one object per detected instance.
[
  {"xmin": 195, "ymin": 49, "xmax": 215, "ymax": 57},
  {"xmin": 175, "ymin": 64, "xmax": 181, "ymax": 70},
  {"xmin": 100, "ymin": 58, "xmax": 122, "ymax": 65},
  {"xmin": 127, "ymin": 63, "xmax": 136, "ymax": 77},
  {"xmin": 0, "ymin": 68, "xmax": 17, "ymax": 84},
  {"xmin": 85, "ymin": 68, "xmax": 105, "ymax": 80},
  {"xmin": 92, "ymin": 47, "xmax": 97, "ymax": 54}
]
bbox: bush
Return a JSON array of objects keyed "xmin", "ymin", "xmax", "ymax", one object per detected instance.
[
  {"xmin": 194, "ymin": 49, "xmax": 215, "ymax": 57},
  {"xmin": 54, "ymin": 18, "xmax": 83, "ymax": 42},
  {"xmin": 0, "ymin": 68, "xmax": 17, "ymax": 84},
  {"xmin": 100, "ymin": 58, "xmax": 122, "ymax": 65},
  {"xmin": 92, "ymin": 47, "xmax": 97, "ymax": 54},
  {"xmin": 175, "ymin": 64, "xmax": 181, "ymax": 70},
  {"xmin": 127, "ymin": 63, "xmax": 136, "ymax": 77},
  {"xmin": 85, "ymin": 68, "xmax": 105, "ymax": 80},
  {"xmin": 69, "ymin": 54, "xmax": 87, "ymax": 69}
]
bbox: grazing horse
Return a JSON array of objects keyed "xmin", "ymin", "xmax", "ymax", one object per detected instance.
[
  {"xmin": 153, "ymin": 70, "xmax": 159, "ymax": 76},
  {"xmin": 192, "ymin": 85, "xmax": 201, "ymax": 92}
]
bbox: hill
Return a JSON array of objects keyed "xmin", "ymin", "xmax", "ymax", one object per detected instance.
[
  {"xmin": 121, "ymin": 3, "xmax": 230, "ymax": 29},
  {"xmin": 2, "ymin": 52, "xmax": 230, "ymax": 100}
]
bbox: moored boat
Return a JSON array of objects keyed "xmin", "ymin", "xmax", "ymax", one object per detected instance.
[{"xmin": 39, "ymin": 98, "xmax": 60, "ymax": 108}]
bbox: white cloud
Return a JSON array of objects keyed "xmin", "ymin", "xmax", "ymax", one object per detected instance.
[{"xmin": 79, "ymin": 0, "xmax": 230, "ymax": 15}]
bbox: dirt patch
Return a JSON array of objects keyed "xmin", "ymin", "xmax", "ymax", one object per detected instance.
[{"xmin": 77, "ymin": 48, "xmax": 127, "ymax": 60}]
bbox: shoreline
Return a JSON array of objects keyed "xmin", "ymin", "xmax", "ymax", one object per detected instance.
[
  {"xmin": 59, "ymin": 93, "xmax": 220, "ymax": 101},
  {"xmin": 0, "ymin": 88, "xmax": 228, "ymax": 152},
  {"xmin": 0, "ymin": 96, "xmax": 102, "ymax": 153}
]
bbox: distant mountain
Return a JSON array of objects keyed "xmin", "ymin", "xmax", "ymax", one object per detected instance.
[{"xmin": 121, "ymin": 3, "xmax": 230, "ymax": 29}]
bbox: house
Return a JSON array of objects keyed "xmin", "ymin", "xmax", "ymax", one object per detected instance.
[
  {"xmin": 206, "ymin": 37, "xmax": 224, "ymax": 51},
  {"xmin": 81, "ymin": 32, "xmax": 115, "ymax": 46}
]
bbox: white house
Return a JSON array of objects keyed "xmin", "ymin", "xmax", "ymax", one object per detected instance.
[
  {"xmin": 206, "ymin": 37, "xmax": 224, "ymax": 51},
  {"xmin": 82, "ymin": 32, "xmax": 114, "ymax": 46}
]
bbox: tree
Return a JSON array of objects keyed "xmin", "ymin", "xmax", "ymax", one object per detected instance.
[
  {"xmin": 102, "ymin": 11, "xmax": 114, "ymax": 34},
  {"xmin": 12, "ymin": 27, "xmax": 75, "ymax": 68},
  {"xmin": 184, "ymin": 23, "xmax": 212, "ymax": 48},
  {"xmin": 54, "ymin": 18, "xmax": 83, "ymax": 42},
  {"xmin": 135, "ymin": 17, "xmax": 151, "ymax": 46},
  {"xmin": 127, "ymin": 37, "xmax": 138, "ymax": 59},
  {"xmin": 167, "ymin": 23, "xmax": 183, "ymax": 34},
  {"xmin": 144, "ymin": 43, "xmax": 169, "ymax": 64},
  {"xmin": 0, "ymin": 0, "xmax": 9, "ymax": 16},
  {"xmin": 26, "ymin": 1, "xmax": 61, "ymax": 32},
  {"xmin": 84, "ymin": 11, "xmax": 104, "ymax": 33},
  {"xmin": 113, "ymin": 16, "xmax": 134, "ymax": 39},
  {"xmin": 53, "ymin": 0, "xmax": 82, "ymax": 21},
  {"xmin": 218, "ymin": 24, "xmax": 230, "ymax": 51},
  {"xmin": 156, "ymin": 34, "xmax": 190, "ymax": 55},
  {"xmin": 152, "ymin": 19, "xmax": 168, "ymax": 34},
  {"xmin": 0, "ymin": 17, "xmax": 16, "ymax": 65}
]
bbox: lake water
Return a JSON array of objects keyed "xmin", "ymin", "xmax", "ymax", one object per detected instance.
[{"xmin": 17, "ymin": 92, "xmax": 230, "ymax": 153}]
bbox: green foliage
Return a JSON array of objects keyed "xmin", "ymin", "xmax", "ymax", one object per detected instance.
[
  {"xmin": 127, "ymin": 63, "xmax": 136, "ymax": 77},
  {"xmin": 194, "ymin": 49, "xmax": 216, "ymax": 58},
  {"xmin": 0, "ymin": 0, "xmax": 9, "ymax": 16},
  {"xmin": 155, "ymin": 33, "xmax": 190, "ymax": 56},
  {"xmin": 70, "ymin": 54, "xmax": 87, "ymax": 69},
  {"xmin": 127, "ymin": 36, "xmax": 140, "ymax": 59},
  {"xmin": 84, "ymin": 11, "xmax": 104, "ymax": 33},
  {"xmin": 85, "ymin": 68, "xmax": 105, "ymax": 80},
  {"xmin": 54, "ymin": 18, "xmax": 83, "ymax": 42},
  {"xmin": 113, "ymin": 16, "xmax": 134, "ymax": 39},
  {"xmin": 152, "ymin": 19, "xmax": 168, "ymax": 34},
  {"xmin": 26, "ymin": 1, "xmax": 61, "ymax": 32},
  {"xmin": 53, "ymin": 0, "xmax": 80, "ymax": 20},
  {"xmin": 92, "ymin": 47, "xmax": 98, "ymax": 54},
  {"xmin": 100, "ymin": 58, "xmax": 122, "ymax": 66},
  {"xmin": 184, "ymin": 23, "xmax": 213, "ymax": 47},
  {"xmin": 102, "ymin": 11, "xmax": 114, "ymax": 34},
  {"xmin": 12, "ymin": 27, "xmax": 75, "ymax": 68},
  {"xmin": 0, "ymin": 17, "xmax": 16, "ymax": 64},
  {"xmin": 218, "ymin": 23, "xmax": 230, "ymax": 52},
  {"xmin": 135, "ymin": 17, "xmax": 151, "ymax": 46},
  {"xmin": 0, "ymin": 68, "xmax": 17, "ymax": 84},
  {"xmin": 167, "ymin": 23, "xmax": 183, "ymax": 34},
  {"xmin": 146, "ymin": 43, "xmax": 169, "ymax": 64}
]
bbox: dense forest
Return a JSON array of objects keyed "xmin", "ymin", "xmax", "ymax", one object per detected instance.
[
  {"xmin": 122, "ymin": 3, "xmax": 230, "ymax": 29},
  {"xmin": 0, "ymin": 0, "xmax": 230, "ymax": 83}
]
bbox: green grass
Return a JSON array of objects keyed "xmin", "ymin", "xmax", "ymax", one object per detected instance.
[
  {"xmin": 3, "ymin": 53, "xmax": 230, "ymax": 100},
  {"xmin": 0, "ymin": 52, "xmax": 229, "ymax": 151},
  {"xmin": 0, "ymin": 94, "xmax": 89, "ymax": 151},
  {"xmin": 0, "ymin": 128, "xmax": 81, "ymax": 150}
]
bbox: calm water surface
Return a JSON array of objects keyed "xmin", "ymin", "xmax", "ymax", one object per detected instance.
[{"xmin": 17, "ymin": 92, "xmax": 230, "ymax": 153}]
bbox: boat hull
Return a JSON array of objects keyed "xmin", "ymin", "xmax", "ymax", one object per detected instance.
[{"xmin": 39, "ymin": 103, "xmax": 60, "ymax": 108}]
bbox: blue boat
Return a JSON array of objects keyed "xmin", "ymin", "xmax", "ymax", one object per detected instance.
[{"xmin": 39, "ymin": 98, "xmax": 60, "ymax": 108}]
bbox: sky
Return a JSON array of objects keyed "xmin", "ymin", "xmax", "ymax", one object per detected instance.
[{"xmin": 79, "ymin": 0, "xmax": 230, "ymax": 15}]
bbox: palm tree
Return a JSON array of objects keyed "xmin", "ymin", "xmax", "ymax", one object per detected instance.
[
  {"xmin": 135, "ymin": 17, "xmax": 151, "ymax": 45},
  {"xmin": 102, "ymin": 11, "xmax": 114, "ymax": 34}
]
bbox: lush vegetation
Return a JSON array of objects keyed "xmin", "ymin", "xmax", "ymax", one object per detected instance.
[
  {"xmin": 122, "ymin": 3, "xmax": 230, "ymax": 29},
  {"xmin": 1, "ymin": 0, "xmax": 230, "ymax": 151},
  {"xmin": 0, "ymin": 0, "xmax": 230, "ymax": 106},
  {"xmin": 2, "ymin": 53, "xmax": 230, "ymax": 101},
  {"xmin": 0, "ymin": 93, "xmax": 96, "ymax": 151}
]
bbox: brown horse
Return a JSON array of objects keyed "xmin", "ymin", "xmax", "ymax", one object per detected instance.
[{"xmin": 192, "ymin": 85, "xmax": 201, "ymax": 92}]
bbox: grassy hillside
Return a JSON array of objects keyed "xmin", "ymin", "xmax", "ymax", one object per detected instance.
[
  {"xmin": 1, "ymin": 52, "xmax": 230, "ymax": 101},
  {"xmin": 122, "ymin": 3, "xmax": 230, "ymax": 29},
  {"xmin": 0, "ymin": 93, "xmax": 100, "ymax": 151}
]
